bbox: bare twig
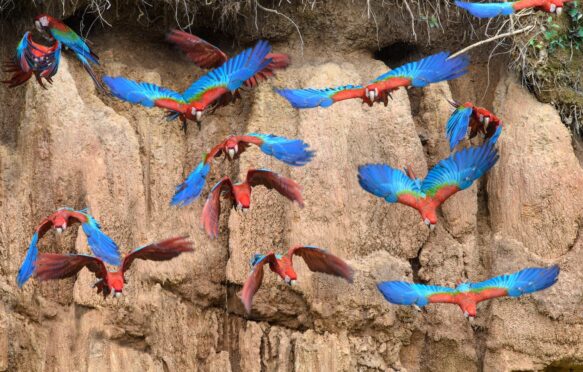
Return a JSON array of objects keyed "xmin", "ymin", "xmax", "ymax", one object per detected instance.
[
  {"xmin": 256, "ymin": 1, "xmax": 304, "ymax": 55},
  {"xmin": 449, "ymin": 25, "xmax": 534, "ymax": 59}
]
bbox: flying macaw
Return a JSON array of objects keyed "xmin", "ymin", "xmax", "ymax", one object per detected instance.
[
  {"xmin": 446, "ymin": 100, "xmax": 503, "ymax": 150},
  {"xmin": 276, "ymin": 51, "xmax": 470, "ymax": 109},
  {"xmin": 455, "ymin": 0, "xmax": 572, "ymax": 18},
  {"xmin": 17, "ymin": 207, "xmax": 120, "ymax": 288},
  {"xmin": 103, "ymin": 40, "xmax": 273, "ymax": 131},
  {"xmin": 240, "ymin": 246, "xmax": 354, "ymax": 313},
  {"xmin": 34, "ymin": 14, "xmax": 105, "ymax": 92},
  {"xmin": 34, "ymin": 236, "xmax": 193, "ymax": 298},
  {"xmin": 201, "ymin": 169, "xmax": 304, "ymax": 238},
  {"xmin": 3, "ymin": 32, "xmax": 61, "ymax": 89},
  {"xmin": 166, "ymin": 29, "xmax": 290, "ymax": 87},
  {"xmin": 171, "ymin": 133, "xmax": 314, "ymax": 207},
  {"xmin": 358, "ymin": 140, "xmax": 499, "ymax": 230},
  {"xmin": 377, "ymin": 265, "xmax": 559, "ymax": 319}
]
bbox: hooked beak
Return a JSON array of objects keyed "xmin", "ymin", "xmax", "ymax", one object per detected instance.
[
  {"xmin": 112, "ymin": 290, "xmax": 122, "ymax": 298},
  {"xmin": 430, "ymin": 224, "xmax": 435, "ymax": 231},
  {"xmin": 242, "ymin": 207, "xmax": 249, "ymax": 214},
  {"xmin": 227, "ymin": 148, "xmax": 236, "ymax": 159},
  {"xmin": 483, "ymin": 117, "xmax": 490, "ymax": 126},
  {"xmin": 290, "ymin": 280, "xmax": 297, "ymax": 286},
  {"xmin": 35, "ymin": 20, "xmax": 42, "ymax": 32},
  {"xmin": 55, "ymin": 227, "xmax": 63, "ymax": 234},
  {"xmin": 195, "ymin": 110, "xmax": 202, "ymax": 122},
  {"xmin": 556, "ymin": 6, "xmax": 562, "ymax": 15}
]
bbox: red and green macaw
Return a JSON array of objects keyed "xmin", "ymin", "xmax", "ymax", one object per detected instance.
[
  {"xmin": 166, "ymin": 29, "xmax": 290, "ymax": 87},
  {"xmin": 276, "ymin": 51, "xmax": 470, "ymax": 109},
  {"xmin": 103, "ymin": 40, "xmax": 273, "ymax": 131},
  {"xmin": 34, "ymin": 236, "xmax": 193, "ymax": 298},
  {"xmin": 455, "ymin": 0, "xmax": 572, "ymax": 18},
  {"xmin": 358, "ymin": 140, "xmax": 499, "ymax": 230},
  {"xmin": 446, "ymin": 100, "xmax": 503, "ymax": 151},
  {"xmin": 240, "ymin": 246, "xmax": 354, "ymax": 313},
  {"xmin": 171, "ymin": 133, "xmax": 314, "ymax": 207},
  {"xmin": 34, "ymin": 14, "xmax": 105, "ymax": 92},
  {"xmin": 3, "ymin": 32, "xmax": 61, "ymax": 89},
  {"xmin": 201, "ymin": 169, "xmax": 304, "ymax": 239},
  {"xmin": 17, "ymin": 207, "xmax": 121, "ymax": 288},
  {"xmin": 377, "ymin": 265, "xmax": 559, "ymax": 319}
]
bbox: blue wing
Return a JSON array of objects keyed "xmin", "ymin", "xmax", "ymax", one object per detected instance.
[
  {"xmin": 471, "ymin": 266, "xmax": 560, "ymax": 297},
  {"xmin": 16, "ymin": 32, "xmax": 30, "ymax": 71},
  {"xmin": 81, "ymin": 217, "xmax": 121, "ymax": 266},
  {"xmin": 16, "ymin": 232, "xmax": 39, "ymax": 287},
  {"xmin": 422, "ymin": 141, "xmax": 499, "ymax": 197},
  {"xmin": 248, "ymin": 133, "xmax": 315, "ymax": 166},
  {"xmin": 182, "ymin": 40, "xmax": 272, "ymax": 102},
  {"xmin": 455, "ymin": 1, "xmax": 515, "ymax": 18},
  {"xmin": 276, "ymin": 85, "xmax": 363, "ymax": 109},
  {"xmin": 103, "ymin": 76, "xmax": 184, "ymax": 107},
  {"xmin": 373, "ymin": 52, "xmax": 470, "ymax": 88},
  {"xmin": 377, "ymin": 281, "xmax": 455, "ymax": 306},
  {"xmin": 358, "ymin": 164, "xmax": 422, "ymax": 203},
  {"xmin": 446, "ymin": 106, "xmax": 473, "ymax": 151},
  {"xmin": 171, "ymin": 161, "xmax": 211, "ymax": 207}
]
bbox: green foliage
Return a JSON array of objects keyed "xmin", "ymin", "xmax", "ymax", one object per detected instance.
[{"xmin": 528, "ymin": 1, "xmax": 583, "ymax": 53}]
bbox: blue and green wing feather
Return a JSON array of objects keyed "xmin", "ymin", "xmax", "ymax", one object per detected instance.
[
  {"xmin": 446, "ymin": 106, "xmax": 473, "ymax": 151},
  {"xmin": 171, "ymin": 160, "xmax": 212, "ymax": 207},
  {"xmin": 377, "ymin": 281, "xmax": 455, "ymax": 306},
  {"xmin": 81, "ymin": 215, "xmax": 121, "ymax": 266},
  {"xmin": 358, "ymin": 164, "xmax": 422, "ymax": 203},
  {"xmin": 16, "ymin": 232, "xmax": 39, "ymax": 287},
  {"xmin": 470, "ymin": 266, "xmax": 560, "ymax": 297},
  {"xmin": 103, "ymin": 76, "xmax": 184, "ymax": 107},
  {"xmin": 247, "ymin": 133, "xmax": 315, "ymax": 166},
  {"xmin": 455, "ymin": 1, "xmax": 515, "ymax": 18}
]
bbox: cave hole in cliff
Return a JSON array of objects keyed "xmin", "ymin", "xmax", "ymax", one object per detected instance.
[
  {"xmin": 544, "ymin": 361, "xmax": 583, "ymax": 372},
  {"xmin": 373, "ymin": 41, "xmax": 420, "ymax": 68},
  {"xmin": 61, "ymin": 7, "xmax": 104, "ymax": 39}
]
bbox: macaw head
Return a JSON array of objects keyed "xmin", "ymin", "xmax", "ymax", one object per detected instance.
[
  {"xmin": 185, "ymin": 103, "xmax": 205, "ymax": 123},
  {"xmin": 421, "ymin": 208, "xmax": 438, "ymax": 231},
  {"xmin": 545, "ymin": 0, "xmax": 564, "ymax": 15},
  {"xmin": 34, "ymin": 14, "xmax": 51, "ymax": 32},
  {"xmin": 106, "ymin": 271, "xmax": 125, "ymax": 298},
  {"xmin": 52, "ymin": 215, "xmax": 68, "ymax": 234},
  {"xmin": 278, "ymin": 255, "xmax": 298, "ymax": 286},
  {"xmin": 224, "ymin": 137, "xmax": 239, "ymax": 160},
  {"xmin": 460, "ymin": 300, "xmax": 477, "ymax": 320},
  {"xmin": 232, "ymin": 183, "xmax": 251, "ymax": 212}
]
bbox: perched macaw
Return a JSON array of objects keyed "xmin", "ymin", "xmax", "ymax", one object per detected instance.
[
  {"xmin": 103, "ymin": 40, "xmax": 273, "ymax": 131},
  {"xmin": 455, "ymin": 0, "xmax": 572, "ymax": 18},
  {"xmin": 166, "ymin": 29, "xmax": 290, "ymax": 87},
  {"xmin": 3, "ymin": 32, "xmax": 61, "ymax": 89},
  {"xmin": 17, "ymin": 207, "xmax": 120, "ymax": 288},
  {"xmin": 34, "ymin": 236, "xmax": 193, "ymax": 298},
  {"xmin": 358, "ymin": 140, "xmax": 499, "ymax": 230},
  {"xmin": 377, "ymin": 265, "xmax": 559, "ymax": 319},
  {"xmin": 276, "ymin": 51, "xmax": 469, "ymax": 109},
  {"xmin": 446, "ymin": 100, "xmax": 503, "ymax": 150},
  {"xmin": 240, "ymin": 246, "xmax": 354, "ymax": 313},
  {"xmin": 171, "ymin": 133, "xmax": 314, "ymax": 207},
  {"xmin": 34, "ymin": 14, "xmax": 105, "ymax": 92},
  {"xmin": 201, "ymin": 169, "xmax": 304, "ymax": 238}
]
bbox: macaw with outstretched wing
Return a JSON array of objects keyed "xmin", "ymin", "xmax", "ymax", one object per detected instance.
[
  {"xmin": 276, "ymin": 51, "xmax": 469, "ymax": 109},
  {"xmin": 167, "ymin": 29, "xmax": 290, "ymax": 87},
  {"xmin": 103, "ymin": 40, "xmax": 273, "ymax": 131},
  {"xmin": 455, "ymin": 0, "xmax": 572, "ymax": 18},
  {"xmin": 3, "ymin": 32, "xmax": 61, "ymax": 89},
  {"xmin": 171, "ymin": 133, "xmax": 314, "ymax": 207},
  {"xmin": 34, "ymin": 14, "xmax": 105, "ymax": 92},
  {"xmin": 34, "ymin": 236, "xmax": 193, "ymax": 298},
  {"xmin": 17, "ymin": 207, "xmax": 120, "ymax": 287},
  {"xmin": 358, "ymin": 139, "xmax": 499, "ymax": 230},
  {"xmin": 240, "ymin": 245, "xmax": 354, "ymax": 313},
  {"xmin": 446, "ymin": 100, "xmax": 503, "ymax": 150},
  {"xmin": 377, "ymin": 265, "xmax": 559, "ymax": 319},
  {"xmin": 201, "ymin": 169, "xmax": 304, "ymax": 238}
]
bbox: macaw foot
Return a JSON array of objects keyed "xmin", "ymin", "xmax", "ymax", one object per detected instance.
[
  {"xmin": 196, "ymin": 120, "xmax": 202, "ymax": 131},
  {"xmin": 181, "ymin": 119, "xmax": 188, "ymax": 134},
  {"xmin": 470, "ymin": 322, "xmax": 485, "ymax": 333}
]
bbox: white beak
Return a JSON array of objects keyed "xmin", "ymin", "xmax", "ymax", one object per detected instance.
[
  {"xmin": 468, "ymin": 316, "xmax": 475, "ymax": 322},
  {"xmin": 284, "ymin": 275, "xmax": 291, "ymax": 284},
  {"xmin": 483, "ymin": 117, "xmax": 490, "ymax": 126},
  {"xmin": 430, "ymin": 224, "xmax": 435, "ymax": 231},
  {"xmin": 290, "ymin": 280, "xmax": 297, "ymax": 286},
  {"xmin": 195, "ymin": 111, "xmax": 202, "ymax": 122},
  {"xmin": 556, "ymin": 6, "xmax": 562, "ymax": 15},
  {"xmin": 35, "ymin": 20, "xmax": 42, "ymax": 31},
  {"xmin": 242, "ymin": 207, "xmax": 249, "ymax": 214},
  {"xmin": 368, "ymin": 89, "xmax": 375, "ymax": 101},
  {"xmin": 227, "ymin": 149, "xmax": 236, "ymax": 159},
  {"xmin": 115, "ymin": 292, "xmax": 122, "ymax": 298},
  {"xmin": 423, "ymin": 218, "xmax": 430, "ymax": 226},
  {"xmin": 55, "ymin": 227, "xmax": 63, "ymax": 234},
  {"xmin": 550, "ymin": 4, "xmax": 556, "ymax": 12}
]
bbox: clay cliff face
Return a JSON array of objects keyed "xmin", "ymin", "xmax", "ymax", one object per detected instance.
[{"xmin": 1, "ymin": 2, "xmax": 583, "ymax": 371}]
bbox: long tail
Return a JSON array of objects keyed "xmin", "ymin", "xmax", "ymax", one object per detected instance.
[
  {"xmin": 455, "ymin": 1, "xmax": 515, "ymax": 18},
  {"xmin": 17, "ymin": 232, "xmax": 39, "ymax": 287},
  {"xmin": 171, "ymin": 161, "xmax": 211, "ymax": 207},
  {"xmin": 82, "ymin": 61, "xmax": 107, "ymax": 94},
  {"xmin": 82, "ymin": 219, "xmax": 121, "ymax": 266},
  {"xmin": 446, "ymin": 106, "xmax": 473, "ymax": 151}
]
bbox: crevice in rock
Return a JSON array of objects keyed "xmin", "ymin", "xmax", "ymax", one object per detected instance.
[
  {"xmin": 409, "ymin": 242, "xmax": 428, "ymax": 284},
  {"xmin": 373, "ymin": 41, "xmax": 421, "ymax": 69}
]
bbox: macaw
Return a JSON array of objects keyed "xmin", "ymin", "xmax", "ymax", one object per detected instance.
[
  {"xmin": 17, "ymin": 207, "xmax": 120, "ymax": 288},
  {"xmin": 34, "ymin": 236, "xmax": 193, "ymax": 298},
  {"xmin": 34, "ymin": 14, "xmax": 105, "ymax": 92},
  {"xmin": 455, "ymin": 0, "xmax": 572, "ymax": 18},
  {"xmin": 240, "ymin": 245, "xmax": 354, "ymax": 313},
  {"xmin": 166, "ymin": 29, "xmax": 290, "ymax": 87},
  {"xmin": 276, "ymin": 51, "xmax": 470, "ymax": 109},
  {"xmin": 3, "ymin": 32, "xmax": 61, "ymax": 89},
  {"xmin": 358, "ymin": 140, "xmax": 499, "ymax": 230},
  {"xmin": 446, "ymin": 100, "xmax": 503, "ymax": 150},
  {"xmin": 103, "ymin": 40, "xmax": 273, "ymax": 131},
  {"xmin": 201, "ymin": 169, "xmax": 304, "ymax": 238},
  {"xmin": 171, "ymin": 133, "xmax": 314, "ymax": 207},
  {"xmin": 377, "ymin": 265, "xmax": 559, "ymax": 319}
]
